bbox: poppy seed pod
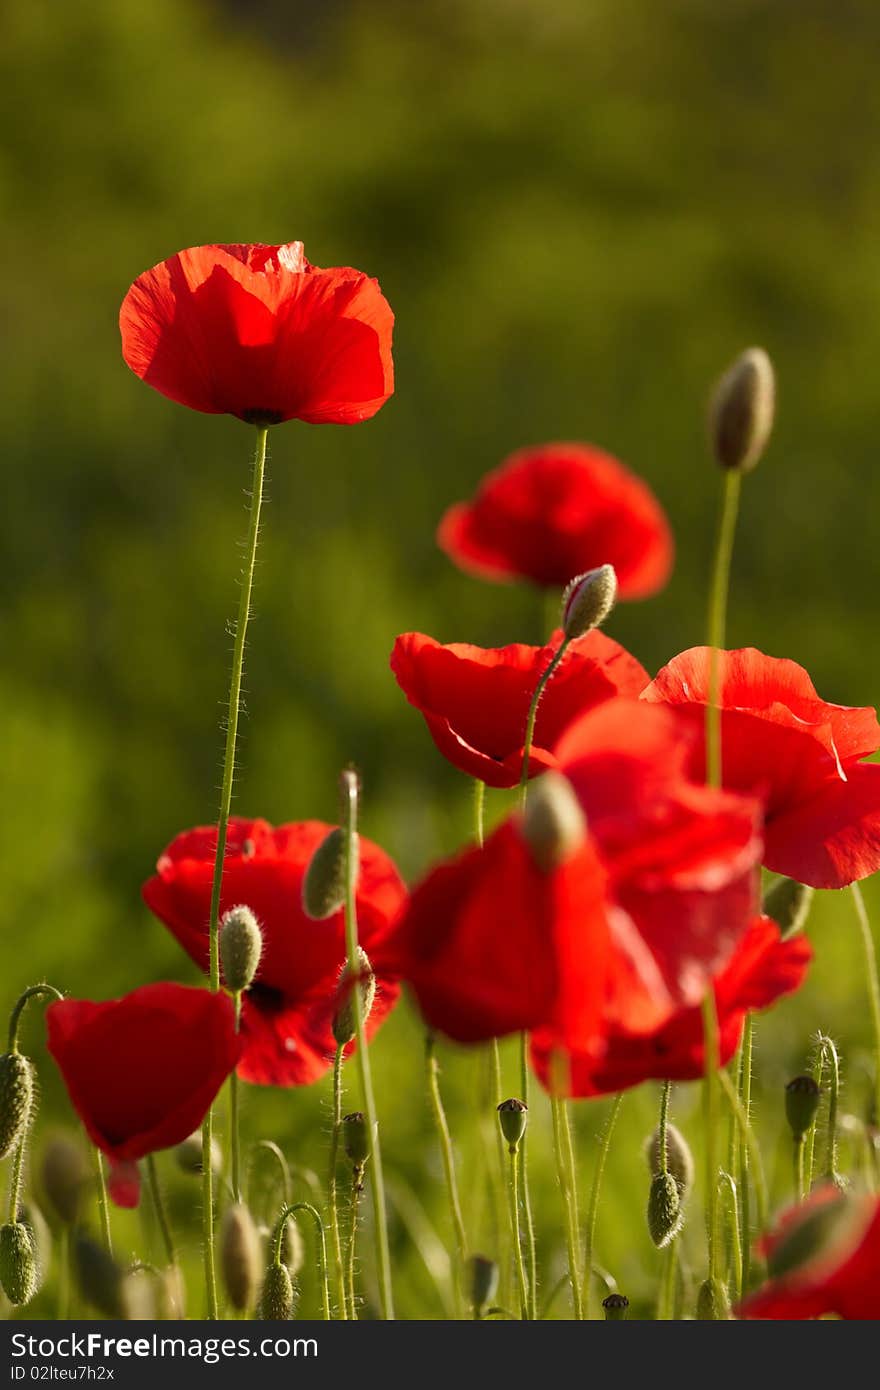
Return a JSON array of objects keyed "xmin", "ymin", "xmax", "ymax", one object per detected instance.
[
  {"xmin": 709, "ymin": 346, "xmax": 775, "ymax": 473},
  {"xmin": 0, "ymin": 1052, "xmax": 34, "ymax": 1160},
  {"xmin": 522, "ymin": 773, "xmax": 587, "ymax": 873},
  {"xmin": 173, "ymin": 1130, "xmax": 223, "ymax": 1177},
  {"xmin": 0, "ymin": 1222, "xmax": 37, "ymax": 1306},
  {"xmin": 602, "ymin": 1293, "xmax": 629, "ymax": 1320},
  {"xmin": 763, "ymin": 877, "xmax": 814, "ymax": 941},
  {"xmin": 332, "ymin": 948, "xmax": 376, "ymax": 1048},
  {"xmin": 301, "ymin": 827, "xmax": 352, "ymax": 920},
  {"xmin": 497, "ymin": 1098, "xmax": 528, "ymax": 1153},
  {"xmin": 647, "ymin": 1172, "xmax": 683, "ymax": 1249},
  {"xmin": 220, "ymin": 1204, "xmax": 262, "ymax": 1312},
  {"xmin": 646, "ymin": 1122, "xmax": 694, "ymax": 1197},
  {"xmin": 220, "ymin": 905, "xmax": 263, "ymax": 993},
  {"xmin": 467, "ymin": 1254, "xmax": 499, "ymax": 1314},
  {"xmin": 785, "ymin": 1075, "xmax": 821, "ymax": 1141},
  {"xmin": 259, "ymin": 1262, "xmax": 296, "ymax": 1320},
  {"xmin": 696, "ymin": 1276, "xmax": 730, "ymax": 1320},
  {"xmin": 562, "ymin": 564, "xmax": 618, "ymax": 640},
  {"xmin": 342, "ymin": 1112, "xmax": 371, "ymax": 1167},
  {"xmin": 40, "ymin": 1135, "xmax": 90, "ymax": 1225}
]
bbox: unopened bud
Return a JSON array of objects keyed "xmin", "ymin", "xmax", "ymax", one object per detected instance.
[
  {"xmin": 695, "ymin": 1276, "xmax": 730, "ymax": 1320},
  {"xmin": 647, "ymin": 1172, "xmax": 683, "ymax": 1249},
  {"xmin": 763, "ymin": 877, "xmax": 814, "ymax": 940},
  {"xmin": 709, "ymin": 346, "xmax": 775, "ymax": 473},
  {"xmin": 72, "ymin": 1234, "xmax": 127, "ymax": 1317},
  {"xmin": 40, "ymin": 1135, "xmax": 90, "ymax": 1225},
  {"xmin": 259, "ymin": 1261, "xmax": 296, "ymax": 1320},
  {"xmin": 342, "ymin": 1112, "xmax": 371, "ymax": 1167},
  {"xmin": 18, "ymin": 1203, "xmax": 51, "ymax": 1282},
  {"xmin": 0, "ymin": 1222, "xmax": 37, "ymax": 1306},
  {"xmin": 602, "ymin": 1292, "xmax": 629, "ymax": 1320},
  {"xmin": 173, "ymin": 1130, "xmax": 223, "ymax": 1177},
  {"xmin": 220, "ymin": 905, "xmax": 262, "ymax": 993},
  {"xmin": 468, "ymin": 1254, "xmax": 499, "ymax": 1313},
  {"xmin": 497, "ymin": 1098, "xmax": 528, "ymax": 1153},
  {"xmin": 332, "ymin": 948, "xmax": 376, "ymax": 1047},
  {"xmin": 786, "ymin": 1075, "xmax": 821, "ymax": 1141},
  {"xmin": 280, "ymin": 1217, "xmax": 304, "ymax": 1275},
  {"xmin": 766, "ymin": 1191, "xmax": 859, "ymax": 1280},
  {"xmin": 522, "ymin": 773, "xmax": 586, "ymax": 872},
  {"xmin": 302, "ymin": 828, "xmax": 353, "ymax": 920},
  {"xmin": 562, "ymin": 564, "xmax": 618, "ymax": 639},
  {"xmin": 220, "ymin": 1204, "xmax": 261, "ymax": 1312},
  {"xmin": 645, "ymin": 1122, "xmax": 694, "ymax": 1197},
  {"xmin": 155, "ymin": 1263, "xmax": 186, "ymax": 1319},
  {"xmin": 0, "ymin": 1052, "xmax": 34, "ymax": 1160}
]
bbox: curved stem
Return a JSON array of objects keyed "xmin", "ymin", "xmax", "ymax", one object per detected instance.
[
  {"xmin": 425, "ymin": 1034, "xmax": 467, "ymax": 1302},
  {"xmin": 581, "ymin": 1092, "xmax": 623, "ymax": 1318},
  {"xmin": 705, "ymin": 469, "xmax": 741, "ymax": 789},
  {"xmin": 247, "ymin": 1139, "xmax": 291, "ymax": 1209},
  {"xmin": 92, "ymin": 1148, "xmax": 112, "ymax": 1253},
  {"xmin": 201, "ymin": 423, "xmax": 268, "ymax": 1318},
  {"xmin": 7, "ymin": 984, "xmax": 64, "ymax": 1052},
  {"xmin": 850, "ymin": 884, "xmax": 880, "ymax": 1130},
  {"xmin": 146, "ymin": 1154, "xmax": 176, "ymax": 1266},
  {"xmin": 340, "ymin": 771, "xmax": 394, "ymax": 1319},
  {"xmin": 518, "ymin": 640, "xmax": 570, "ymax": 804},
  {"xmin": 327, "ymin": 1045, "xmax": 348, "ymax": 1319},
  {"xmin": 702, "ymin": 992, "xmax": 721, "ymax": 1282},
  {"xmin": 273, "ymin": 1202, "xmax": 331, "ymax": 1321}
]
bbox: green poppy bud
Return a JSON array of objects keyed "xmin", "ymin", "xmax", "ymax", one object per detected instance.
[
  {"xmin": 522, "ymin": 773, "xmax": 586, "ymax": 873},
  {"xmin": 709, "ymin": 346, "xmax": 775, "ymax": 473},
  {"xmin": 497, "ymin": 1098, "xmax": 528, "ymax": 1153},
  {"xmin": 467, "ymin": 1254, "xmax": 499, "ymax": 1314},
  {"xmin": 0, "ymin": 1052, "xmax": 34, "ymax": 1160},
  {"xmin": 562, "ymin": 564, "xmax": 618, "ymax": 640},
  {"xmin": 72, "ymin": 1234, "xmax": 129, "ymax": 1318},
  {"xmin": 602, "ymin": 1292, "xmax": 629, "ymax": 1320},
  {"xmin": 647, "ymin": 1172, "xmax": 683, "ymax": 1249},
  {"xmin": 40, "ymin": 1134, "xmax": 90, "ymax": 1225},
  {"xmin": 302, "ymin": 827, "xmax": 353, "ymax": 920},
  {"xmin": 645, "ymin": 1122, "xmax": 694, "ymax": 1197},
  {"xmin": 220, "ymin": 1204, "xmax": 261, "ymax": 1312},
  {"xmin": 786, "ymin": 1075, "xmax": 821, "ymax": 1141},
  {"xmin": 763, "ymin": 877, "xmax": 814, "ymax": 940},
  {"xmin": 173, "ymin": 1130, "xmax": 223, "ymax": 1177},
  {"xmin": 0, "ymin": 1221, "xmax": 38, "ymax": 1306},
  {"xmin": 332, "ymin": 948, "xmax": 376, "ymax": 1047},
  {"xmin": 342, "ymin": 1112, "xmax": 371, "ymax": 1167},
  {"xmin": 220, "ymin": 905, "xmax": 263, "ymax": 993},
  {"xmin": 696, "ymin": 1276, "xmax": 730, "ymax": 1320},
  {"xmin": 17, "ymin": 1202, "xmax": 51, "ymax": 1283},
  {"xmin": 259, "ymin": 1261, "xmax": 296, "ymax": 1320}
]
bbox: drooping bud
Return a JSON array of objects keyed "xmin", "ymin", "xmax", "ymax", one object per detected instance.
[
  {"xmin": 0, "ymin": 1053, "xmax": 34, "ymax": 1161},
  {"xmin": 332, "ymin": 948, "xmax": 376, "ymax": 1048},
  {"xmin": 342, "ymin": 1112, "xmax": 371, "ymax": 1167},
  {"xmin": 647, "ymin": 1172, "xmax": 683, "ymax": 1249},
  {"xmin": 522, "ymin": 773, "xmax": 586, "ymax": 873},
  {"xmin": 562, "ymin": 564, "xmax": 618, "ymax": 640},
  {"xmin": 173, "ymin": 1130, "xmax": 223, "ymax": 1177},
  {"xmin": 695, "ymin": 1276, "xmax": 730, "ymax": 1320},
  {"xmin": 645, "ymin": 1122, "xmax": 694, "ymax": 1197},
  {"xmin": 40, "ymin": 1135, "xmax": 90, "ymax": 1225},
  {"xmin": 219, "ymin": 905, "xmax": 263, "ymax": 993},
  {"xmin": 302, "ymin": 827, "xmax": 353, "ymax": 920},
  {"xmin": 497, "ymin": 1098, "xmax": 528, "ymax": 1154},
  {"xmin": 0, "ymin": 1222, "xmax": 37, "ymax": 1306},
  {"xmin": 709, "ymin": 346, "xmax": 775, "ymax": 473},
  {"xmin": 18, "ymin": 1203, "xmax": 51, "ymax": 1283},
  {"xmin": 602, "ymin": 1292, "xmax": 629, "ymax": 1320},
  {"xmin": 220, "ymin": 1204, "xmax": 262, "ymax": 1312},
  {"xmin": 785, "ymin": 1075, "xmax": 821, "ymax": 1141},
  {"xmin": 259, "ymin": 1262, "xmax": 296, "ymax": 1320},
  {"xmin": 763, "ymin": 877, "xmax": 814, "ymax": 940},
  {"xmin": 72, "ymin": 1234, "xmax": 130, "ymax": 1317},
  {"xmin": 467, "ymin": 1254, "xmax": 499, "ymax": 1314}
]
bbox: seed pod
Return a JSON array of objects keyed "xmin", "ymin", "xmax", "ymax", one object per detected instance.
[
  {"xmin": 302, "ymin": 827, "xmax": 353, "ymax": 920},
  {"xmin": 497, "ymin": 1098, "xmax": 528, "ymax": 1153},
  {"xmin": 709, "ymin": 346, "xmax": 775, "ymax": 473},
  {"xmin": 173, "ymin": 1130, "xmax": 223, "ymax": 1177},
  {"xmin": 763, "ymin": 877, "xmax": 814, "ymax": 940},
  {"xmin": 645, "ymin": 1122, "xmax": 695, "ymax": 1197},
  {"xmin": 0, "ymin": 1222, "xmax": 37, "ymax": 1306},
  {"xmin": 259, "ymin": 1262, "xmax": 296, "ymax": 1320},
  {"xmin": 0, "ymin": 1052, "xmax": 34, "ymax": 1160},
  {"xmin": 467, "ymin": 1254, "xmax": 499, "ymax": 1313},
  {"xmin": 785, "ymin": 1075, "xmax": 821, "ymax": 1141},
  {"xmin": 40, "ymin": 1135, "xmax": 90, "ymax": 1225},
  {"xmin": 696, "ymin": 1276, "xmax": 730, "ymax": 1320},
  {"xmin": 220, "ymin": 905, "xmax": 263, "ymax": 993},
  {"xmin": 602, "ymin": 1293, "xmax": 629, "ymax": 1320},
  {"xmin": 220, "ymin": 1204, "xmax": 261, "ymax": 1312},
  {"xmin": 562, "ymin": 564, "xmax": 618, "ymax": 640},
  {"xmin": 647, "ymin": 1172, "xmax": 683, "ymax": 1249},
  {"xmin": 332, "ymin": 948, "xmax": 376, "ymax": 1047},
  {"xmin": 342, "ymin": 1112, "xmax": 371, "ymax": 1167},
  {"xmin": 522, "ymin": 773, "xmax": 586, "ymax": 872}
]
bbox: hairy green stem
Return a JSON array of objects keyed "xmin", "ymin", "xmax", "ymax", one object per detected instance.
[
  {"xmin": 706, "ymin": 469, "xmax": 741, "ymax": 788},
  {"xmin": 426, "ymin": 1034, "xmax": 467, "ymax": 1307},
  {"xmin": 7, "ymin": 984, "xmax": 64, "ymax": 1052},
  {"xmin": 92, "ymin": 1148, "xmax": 112, "ymax": 1253},
  {"xmin": 273, "ymin": 1202, "xmax": 330, "ymax": 1321},
  {"xmin": 550, "ymin": 1094, "xmax": 583, "ymax": 1319},
  {"xmin": 582, "ymin": 1093, "xmax": 623, "ymax": 1318},
  {"xmin": 702, "ymin": 993, "xmax": 721, "ymax": 1282},
  {"xmin": 850, "ymin": 884, "xmax": 880, "ymax": 1131},
  {"xmin": 328, "ymin": 1046, "xmax": 348, "ymax": 1319},
  {"xmin": 738, "ymin": 1016, "xmax": 753, "ymax": 1296},
  {"xmin": 146, "ymin": 1154, "xmax": 176, "ymax": 1266},
  {"xmin": 518, "ymin": 639, "xmax": 570, "ymax": 803},
  {"xmin": 518, "ymin": 1034, "xmax": 538, "ymax": 1319},
  {"xmin": 507, "ymin": 1147, "xmax": 530, "ymax": 1319}
]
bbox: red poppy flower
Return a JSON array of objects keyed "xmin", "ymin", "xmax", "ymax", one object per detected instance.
[
  {"xmin": 382, "ymin": 699, "xmax": 762, "ymax": 1045},
  {"xmin": 142, "ymin": 818, "xmax": 405, "ymax": 1086},
  {"xmin": 120, "ymin": 242, "xmax": 394, "ymax": 425},
  {"xmin": 390, "ymin": 628, "xmax": 648, "ymax": 788},
  {"xmin": 531, "ymin": 915, "xmax": 811, "ymax": 1096},
  {"xmin": 46, "ymin": 984, "xmax": 241, "ymax": 1163},
  {"xmin": 643, "ymin": 647, "xmax": 880, "ymax": 888},
  {"xmin": 739, "ymin": 1188, "xmax": 880, "ymax": 1320},
  {"xmin": 437, "ymin": 443, "xmax": 673, "ymax": 596}
]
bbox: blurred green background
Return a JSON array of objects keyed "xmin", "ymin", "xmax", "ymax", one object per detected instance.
[{"xmin": 2, "ymin": 0, "xmax": 879, "ymax": 1318}]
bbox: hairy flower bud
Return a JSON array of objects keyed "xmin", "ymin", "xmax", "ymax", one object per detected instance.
[
  {"xmin": 0, "ymin": 1053, "xmax": 34, "ymax": 1160},
  {"xmin": 522, "ymin": 773, "xmax": 586, "ymax": 873},
  {"xmin": 0, "ymin": 1222, "xmax": 38, "ymax": 1306},
  {"xmin": 696, "ymin": 1276, "xmax": 730, "ymax": 1320},
  {"xmin": 645, "ymin": 1122, "xmax": 694, "ymax": 1197},
  {"xmin": 497, "ymin": 1098, "xmax": 528, "ymax": 1153},
  {"xmin": 259, "ymin": 1261, "xmax": 297, "ymax": 1319},
  {"xmin": 40, "ymin": 1135, "xmax": 90, "ymax": 1225},
  {"xmin": 18, "ymin": 1203, "xmax": 51, "ymax": 1284},
  {"xmin": 302, "ymin": 827, "xmax": 353, "ymax": 920},
  {"xmin": 647, "ymin": 1171, "xmax": 683, "ymax": 1248},
  {"xmin": 467, "ymin": 1254, "xmax": 499, "ymax": 1314},
  {"xmin": 342, "ymin": 1112, "xmax": 371, "ymax": 1167},
  {"xmin": 332, "ymin": 948, "xmax": 376, "ymax": 1047},
  {"xmin": 763, "ymin": 877, "xmax": 814, "ymax": 940},
  {"xmin": 602, "ymin": 1292, "xmax": 629, "ymax": 1320},
  {"xmin": 709, "ymin": 346, "xmax": 775, "ymax": 473},
  {"xmin": 219, "ymin": 905, "xmax": 263, "ymax": 993},
  {"xmin": 173, "ymin": 1130, "xmax": 223, "ymax": 1177},
  {"xmin": 220, "ymin": 1204, "xmax": 261, "ymax": 1312},
  {"xmin": 562, "ymin": 564, "xmax": 618, "ymax": 640},
  {"xmin": 786, "ymin": 1075, "xmax": 821, "ymax": 1141}
]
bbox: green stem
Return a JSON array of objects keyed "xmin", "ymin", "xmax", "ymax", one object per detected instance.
[
  {"xmin": 702, "ymin": 993, "xmax": 720, "ymax": 1282},
  {"xmin": 658, "ymin": 1081, "xmax": 671, "ymax": 1176},
  {"xmin": 425, "ymin": 1034, "xmax": 468, "ymax": 1302},
  {"xmin": 340, "ymin": 770, "xmax": 394, "ymax": 1319},
  {"xmin": 550, "ymin": 1094, "xmax": 583, "ymax": 1319},
  {"xmin": 146, "ymin": 1154, "xmax": 176, "ymax": 1266},
  {"xmin": 819, "ymin": 1035, "xmax": 841, "ymax": 1182},
  {"xmin": 201, "ymin": 422, "xmax": 268, "ymax": 1319},
  {"xmin": 58, "ymin": 1227, "xmax": 70, "ymax": 1320},
  {"xmin": 273, "ymin": 1202, "xmax": 331, "ymax": 1320},
  {"xmin": 718, "ymin": 1069, "xmax": 768, "ymax": 1236},
  {"xmin": 581, "ymin": 1092, "xmax": 623, "ymax": 1318},
  {"xmin": 738, "ymin": 1015, "xmax": 753, "ymax": 1296},
  {"xmin": 246, "ymin": 1139, "xmax": 291, "ymax": 1208},
  {"xmin": 705, "ymin": 470, "xmax": 741, "ymax": 789},
  {"xmin": 473, "ymin": 778, "xmax": 485, "ymax": 847},
  {"xmin": 719, "ymin": 1172, "xmax": 742, "ymax": 1296},
  {"xmin": 794, "ymin": 1138, "xmax": 805, "ymax": 1201},
  {"xmin": 850, "ymin": 884, "xmax": 880, "ymax": 1130},
  {"xmin": 518, "ymin": 1034, "xmax": 538, "ymax": 1319},
  {"xmin": 92, "ymin": 1148, "xmax": 112, "ymax": 1253},
  {"xmin": 328, "ymin": 1046, "xmax": 348, "ymax": 1319},
  {"xmin": 518, "ymin": 640, "xmax": 570, "ymax": 804},
  {"xmin": 230, "ymin": 992, "xmax": 242, "ymax": 1204},
  {"xmin": 657, "ymin": 1240, "xmax": 678, "ymax": 1321},
  {"xmin": 7, "ymin": 984, "xmax": 64, "ymax": 1052},
  {"xmin": 507, "ymin": 1147, "xmax": 530, "ymax": 1319},
  {"xmin": 346, "ymin": 1171, "xmax": 361, "ymax": 1320}
]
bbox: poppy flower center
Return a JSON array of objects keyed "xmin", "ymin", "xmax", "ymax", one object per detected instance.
[{"xmin": 240, "ymin": 408, "xmax": 284, "ymax": 427}]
